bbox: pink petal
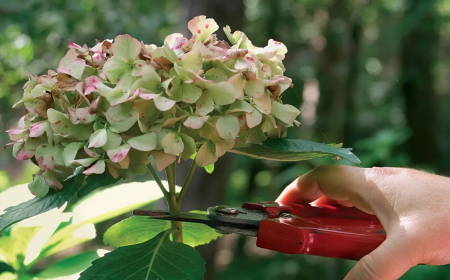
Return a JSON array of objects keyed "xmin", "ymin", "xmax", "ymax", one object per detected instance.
[
  {"xmin": 107, "ymin": 144, "xmax": 131, "ymax": 163},
  {"xmin": 16, "ymin": 149, "xmax": 34, "ymax": 161},
  {"xmin": 29, "ymin": 121, "xmax": 49, "ymax": 137}
]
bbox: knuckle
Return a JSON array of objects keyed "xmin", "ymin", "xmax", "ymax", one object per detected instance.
[
  {"xmin": 354, "ymin": 255, "xmax": 383, "ymax": 280},
  {"xmin": 312, "ymin": 164, "xmax": 349, "ymax": 175}
]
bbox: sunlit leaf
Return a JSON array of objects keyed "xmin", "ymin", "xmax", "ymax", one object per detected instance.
[
  {"xmin": 36, "ymin": 251, "xmax": 102, "ymax": 279},
  {"xmin": 0, "ymin": 169, "xmax": 85, "ymax": 232},
  {"xmin": 80, "ymin": 231, "xmax": 205, "ymax": 280}
]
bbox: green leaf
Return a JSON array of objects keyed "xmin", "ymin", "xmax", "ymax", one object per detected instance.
[
  {"xmin": 104, "ymin": 214, "xmax": 222, "ymax": 248},
  {"xmin": 0, "ymin": 169, "xmax": 85, "ymax": 232},
  {"xmin": 230, "ymin": 139, "xmax": 361, "ymax": 164},
  {"xmin": 44, "ymin": 180, "xmax": 170, "ymax": 258},
  {"xmin": 72, "ymin": 180, "xmax": 167, "ymax": 226},
  {"xmin": 77, "ymin": 171, "xmax": 122, "ymax": 198},
  {"xmin": 204, "ymin": 164, "xmax": 214, "ymax": 174},
  {"xmin": 39, "ymin": 223, "xmax": 96, "ymax": 259},
  {"xmin": 80, "ymin": 231, "xmax": 205, "ymax": 280},
  {"xmin": 36, "ymin": 251, "xmax": 101, "ymax": 279}
]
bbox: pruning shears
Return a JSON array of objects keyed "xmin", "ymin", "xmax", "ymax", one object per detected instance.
[{"xmin": 133, "ymin": 202, "xmax": 386, "ymax": 261}]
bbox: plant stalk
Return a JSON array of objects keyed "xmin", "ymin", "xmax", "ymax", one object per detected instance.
[
  {"xmin": 147, "ymin": 164, "xmax": 169, "ymax": 201},
  {"xmin": 177, "ymin": 160, "xmax": 197, "ymax": 205},
  {"xmin": 166, "ymin": 163, "xmax": 183, "ymax": 243}
]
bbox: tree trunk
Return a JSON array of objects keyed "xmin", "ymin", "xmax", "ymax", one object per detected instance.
[
  {"xmin": 401, "ymin": 0, "xmax": 439, "ymax": 166},
  {"xmin": 179, "ymin": 2, "xmax": 245, "ymax": 279},
  {"xmin": 316, "ymin": 0, "xmax": 353, "ymax": 143}
]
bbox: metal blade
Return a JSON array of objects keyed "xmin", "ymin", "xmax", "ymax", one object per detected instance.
[
  {"xmin": 132, "ymin": 209, "xmax": 259, "ymax": 235},
  {"xmin": 133, "ymin": 209, "xmax": 217, "ymax": 227}
]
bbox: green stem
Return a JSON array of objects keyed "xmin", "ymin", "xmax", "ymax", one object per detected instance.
[
  {"xmin": 166, "ymin": 163, "xmax": 182, "ymax": 243},
  {"xmin": 177, "ymin": 160, "xmax": 197, "ymax": 205},
  {"xmin": 147, "ymin": 164, "xmax": 169, "ymax": 200}
]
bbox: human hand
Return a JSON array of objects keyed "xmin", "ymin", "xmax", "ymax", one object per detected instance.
[{"xmin": 276, "ymin": 165, "xmax": 450, "ymax": 280}]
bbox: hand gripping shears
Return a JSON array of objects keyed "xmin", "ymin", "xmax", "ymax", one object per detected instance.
[{"xmin": 133, "ymin": 201, "xmax": 386, "ymax": 260}]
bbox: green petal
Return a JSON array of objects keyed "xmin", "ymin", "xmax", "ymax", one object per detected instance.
[
  {"xmin": 128, "ymin": 132, "xmax": 157, "ymax": 151},
  {"xmin": 83, "ymin": 160, "xmax": 106, "ymax": 175},
  {"xmin": 246, "ymin": 107, "xmax": 263, "ymax": 128},
  {"xmin": 150, "ymin": 150, "xmax": 176, "ymax": 171},
  {"xmin": 30, "ymin": 84, "xmax": 46, "ymax": 98},
  {"xmin": 105, "ymin": 102, "xmax": 138, "ymax": 133},
  {"xmin": 154, "ymin": 95, "xmax": 176, "ymax": 111},
  {"xmin": 177, "ymin": 47, "xmax": 202, "ymax": 73},
  {"xmin": 229, "ymin": 100, "xmax": 253, "ymax": 113},
  {"xmin": 47, "ymin": 109, "xmax": 68, "ymax": 123},
  {"xmin": 63, "ymin": 142, "xmax": 84, "ymax": 166},
  {"xmin": 195, "ymin": 94, "xmax": 214, "ymax": 116},
  {"xmin": 244, "ymin": 78, "xmax": 265, "ymax": 98},
  {"xmin": 204, "ymin": 68, "xmax": 228, "ymax": 83},
  {"xmin": 180, "ymin": 134, "xmax": 196, "ymax": 160},
  {"xmin": 254, "ymin": 92, "xmax": 272, "ymax": 114},
  {"xmin": 89, "ymin": 129, "xmax": 107, "ymax": 148},
  {"xmin": 227, "ymin": 73, "xmax": 245, "ymax": 99},
  {"xmin": 105, "ymin": 87, "xmax": 129, "ymax": 106},
  {"xmin": 35, "ymin": 144, "xmax": 59, "ymax": 171},
  {"xmin": 57, "ymin": 50, "xmax": 86, "ymax": 80},
  {"xmin": 107, "ymin": 144, "xmax": 131, "ymax": 163},
  {"xmin": 188, "ymin": 16, "xmax": 219, "ymax": 42},
  {"xmin": 183, "ymin": 115, "xmax": 209, "ymax": 129},
  {"xmin": 216, "ymin": 115, "xmax": 240, "ymax": 140},
  {"xmin": 103, "ymin": 129, "xmax": 123, "ymax": 151},
  {"xmin": 28, "ymin": 175, "xmax": 50, "ymax": 198},
  {"xmin": 102, "ymin": 57, "xmax": 130, "ymax": 84},
  {"xmin": 215, "ymin": 139, "xmax": 235, "ymax": 157},
  {"xmin": 111, "ymin": 34, "xmax": 141, "ymax": 63},
  {"xmin": 195, "ymin": 141, "xmax": 218, "ymax": 167},
  {"xmin": 72, "ymin": 158, "xmax": 97, "ymax": 167},
  {"xmin": 271, "ymin": 101, "xmax": 300, "ymax": 124},
  {"xmin": 182, "ymin": 83, "xmax": 202, "ymax": 104},
  {"xmin": 162, "ymin": 132, "xmax": 184, "ymax": 155},
  {"xmin": 206, "ymin": 82, "xmax": 236, "ymax": 106}
]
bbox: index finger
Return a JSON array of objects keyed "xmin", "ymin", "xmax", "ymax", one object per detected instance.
[{"xmin": 276, "ymin": 165, "xmax": 374, "ymax": 213}]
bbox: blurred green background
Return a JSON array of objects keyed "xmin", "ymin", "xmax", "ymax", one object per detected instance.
[{"xmin": 1, "ymin": 0, "xmax": 450, "ymax": 279}]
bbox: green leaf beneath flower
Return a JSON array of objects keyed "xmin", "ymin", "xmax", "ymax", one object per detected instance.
[
  {"xmin": 104, "ymin": 215, "xmax": 222, "ymax": 248},
  {"xmin": 0, "ymin": 169, "xmax": 85, "ymax": 232},
  {"xmin": 80, "ymin": 231, "xmax": 205, "ymax": 280},
  {"xmin": 231, "ymin": 139, "xmax": 361, "ymax": 164}
]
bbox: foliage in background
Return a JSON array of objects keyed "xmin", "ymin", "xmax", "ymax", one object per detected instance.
[{"xmin": 0, "ymin": 179, "xmax": 192, "ymax": 280}]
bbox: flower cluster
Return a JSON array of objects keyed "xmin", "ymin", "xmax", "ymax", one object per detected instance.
[{"xmin": 6, "ymin": 16, "xmax": 300, "ymax": 196}]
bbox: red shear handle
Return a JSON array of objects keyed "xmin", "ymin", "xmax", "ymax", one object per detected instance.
[{"xmin": 243, "ymin": 202, "xmax": 386, "ymax": 260}]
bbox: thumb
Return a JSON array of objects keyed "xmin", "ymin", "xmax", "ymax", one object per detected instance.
[{"xmin": 345, "ymin": 236, "xmax": 415, "ymax": 280}]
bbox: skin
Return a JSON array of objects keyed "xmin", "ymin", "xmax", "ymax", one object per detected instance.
[{"xmin": 276, "ymin": 165, "xmax": 450, "ymax": 280}]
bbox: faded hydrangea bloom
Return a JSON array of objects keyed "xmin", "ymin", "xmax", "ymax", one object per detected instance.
[{"xmin": 6, "ymin": 16, "xmax": 300, "ymax": 197}]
